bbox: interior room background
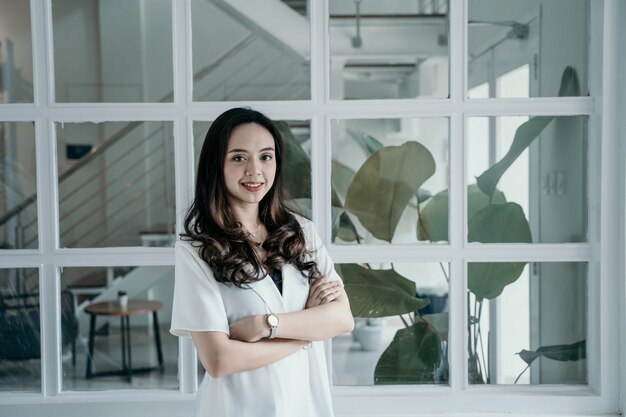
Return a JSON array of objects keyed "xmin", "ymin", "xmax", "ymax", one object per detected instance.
[{"xmin": 0, "ymin": 0, "xmax": 625, "ymax": 416}]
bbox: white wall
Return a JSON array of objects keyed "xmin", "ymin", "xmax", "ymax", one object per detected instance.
[
  {"xmin": 52, "ymin": 0, "xmax": 101, "ymax": 102},
  {"xmin": 533, "ymin": 1, "xmax": 588, "ymax": 384}
]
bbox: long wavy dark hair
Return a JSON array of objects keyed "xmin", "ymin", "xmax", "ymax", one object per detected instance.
[{"xmin": 182, "ymin": 107, "xmax": 321, "ymax": 287}]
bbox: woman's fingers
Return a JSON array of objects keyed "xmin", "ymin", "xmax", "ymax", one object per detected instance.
[
  {"xmin": 311, "ymin": 281, "xmax": 344, "ymax": 305},
  {"xmin": 306, "ymin": 275, "xmax": 346, "ymax": 308},
  {"xmin": 310, "ymin": 280, "xmax": 334, "ymax": 300},
  {"xmin": 319, "ymin": 284, "xmax": 345, "ymax": 304}
]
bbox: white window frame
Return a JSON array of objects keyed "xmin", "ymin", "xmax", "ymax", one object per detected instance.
[{"xmin": 0, "ymin": 0, "xmax": 624, "ymax": 416}]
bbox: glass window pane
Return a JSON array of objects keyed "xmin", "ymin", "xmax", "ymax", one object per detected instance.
[
  {"xmin": 467, "ymin": 261, "xmax": 587, "ymax": 385},
  {"xmin": 57, "ymin": 122, "xmax": 175, "ymax": 248},
  {"xmin": 0, "ymin": 122, "xmax": 37, "ymax": 249},
  {"xmin": 193, "ymin": 119, "xmax": 312, "ymax": 208},
  {"xmin": 52, "ymin": 0, "xmax": 173, "ymax": 103},
  {"xmin": 333, "ymin": 262, "xmax": 449, "ymax": 385},
  {"xmin": 191, "ymin": 0, "xmax": 310, "ymax": 101},
  {"xmin": 467, "ymin": 115, "xmax": 587, "ymax": 244},
  {"xmin": 468, "ymin": 0, "xmax": 589, "ymax": 98},
  {"xmin": 0, "ymin": 268, "xmax": 40, "ymax": 392},
  {"xmin": 329, "ymin": 0, "xmax": 449, "ymax": 100},
  {"xmin": 61, "ymin": 266, "xmax": 177, "ymax": 391},
  {"xmin": 331, "ymin": 118, "xmax": 449, "ymax": 244},
  {"xmin": 0, "ymin": 0, "xmax": 34, "ymax": 103}
]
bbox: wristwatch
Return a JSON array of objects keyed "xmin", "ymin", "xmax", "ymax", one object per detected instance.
[{"xmin": 266, "ymin": 313, "xmax": 279, "ymax": 339}]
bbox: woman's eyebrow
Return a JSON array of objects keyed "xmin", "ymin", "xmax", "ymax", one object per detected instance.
[
  {"xmin": 227, "ymin": 147, "xmax": 274, "ymax": 153},
  {"xmin": 227, "ymin": 148, "xmax": 248, "ymax": 154}
]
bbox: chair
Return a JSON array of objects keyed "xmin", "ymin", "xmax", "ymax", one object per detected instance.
[{"xmin": 0, "ymin": 290, "xmax": 78, "ymax": 364}]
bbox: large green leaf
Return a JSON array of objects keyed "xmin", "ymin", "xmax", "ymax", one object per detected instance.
[
  {"xmin": 417, "ymin": 189, "xmax": 448, "ymax": 242},
  {"xmin": 347, "ymin": 129, "xmax": 384, "ymax": 156},
  {"xmin": 476, "ymin": 67, "xmax": 580, "ymax": 198},
  {"xmin": 331, "ymin": 160, "xmax": 356, "ymax": 202},
  {"xmin": 423, "ymin": 312, "xmax": 448, "ymax": 341},
  {"xmin": 338, "ymin": 264, "xmax": 429, "ymax": 318},
  {"xmin": 515, "ymin": 340, "xmax": 586, "ymax": 383},
  {"xmin": 467, "ymin": 184, "xmax": 506, "ymax": 220},
  {"xmin": 468, "ymin": 262, "xmax": 527, "ymax": 300},
  {"xmin": 417, "ymin": 184, "xmax": 505, "ymax": 242},
  {"xmin": 467, "ymin": 202, "xmax": 531, "ymax": 299},
  {"xmin": 336, "ymin": 211, "xmax": 358, "ymax": 242},
  {"xmin": 345, "ymin": 142, "xmax": 436, "ymax": 242},
  {"xmin": 468, "ymin": 202, "xmax": 531, "ymax": 244},
  {"xmin": 374, "ymin": 322, "xmax": 442, "ymax": 384},
  {"xmin": 276, "ymin": 121, "xmax": 311, "ymax": 199},
  {"xmin": 518, "ymin": 340, "xmax": 586, "ymax": 366}
]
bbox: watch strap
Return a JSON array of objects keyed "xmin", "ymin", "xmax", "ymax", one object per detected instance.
[{"xmin": 269, "ymin": 327, "xmax": 278, "ymax": 339}]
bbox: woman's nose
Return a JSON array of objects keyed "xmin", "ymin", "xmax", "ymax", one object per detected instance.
[{"xmin": 245, "ymin": 160, "xmax": 261, "ymax": 176}]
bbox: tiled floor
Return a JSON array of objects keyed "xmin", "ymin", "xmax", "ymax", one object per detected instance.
[{"xmin": 0, "ymin": 324, "xmax": 181, "ymax": 392}]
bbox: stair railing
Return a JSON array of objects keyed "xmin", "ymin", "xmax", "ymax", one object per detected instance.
[{"xmin": 0, "ymin": 35, "xmax": 257, "ymax": 249}]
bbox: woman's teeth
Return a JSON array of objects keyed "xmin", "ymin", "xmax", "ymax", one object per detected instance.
[{"xmin": 242, "ymin": 182, "xmax": 262, "ymax": 191}]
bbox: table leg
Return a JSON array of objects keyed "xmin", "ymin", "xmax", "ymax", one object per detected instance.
[
  {"xmin": 126, "ymin": 316, "xmax": 133, "ymax": 383},
  {"xmin": 120, "ymin": 316, "xmax": 127, "ymax": 376},
  {"xmin": 152, "ymin": 311, "xmax": 164, "ymax": 372},
  {"xmin": 86, "ymin": 314, "xmax": 96, "ymax": 379}
]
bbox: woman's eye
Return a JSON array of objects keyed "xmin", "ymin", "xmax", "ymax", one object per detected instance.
[
  {"xmin": 232, "ymin": 155, "xmax": 246, "ymax": 162},
  {"xmin": 261, "ymin": 154, "xmax": 273, "ymax": 161}
]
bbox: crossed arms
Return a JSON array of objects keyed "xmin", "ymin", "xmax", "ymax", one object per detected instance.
[{"xmin": 191, "ymin": 276, "xmax": 354, "ymax": 378}]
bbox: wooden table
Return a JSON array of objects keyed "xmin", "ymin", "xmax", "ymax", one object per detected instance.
[{"xmin": 85, "ymin": 299, "xmax": 164, "ymax": 382}]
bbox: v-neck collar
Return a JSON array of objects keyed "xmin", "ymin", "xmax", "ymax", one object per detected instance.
[{"xmin": 248, "ymin": 270, "xmax": 286, "ymax": 314}]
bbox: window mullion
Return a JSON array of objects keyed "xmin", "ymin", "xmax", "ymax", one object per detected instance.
[
  {"xmin": 309, "ymin": 0, "xmax": 326, "ymax": 105},
  {"xmin": 309, "ymin": 0, "xmax": 328, "ymax": 231},
  {"xmin": 30, "ymin": 0, "xmax": 60, "ymax": 397},
  {"xmin": 448, "ymin": 0, "xmax": 468, "ymax": 393},
  {"xmin": 172, "ymin": 0, "xmax": 197, "ymax": 394},
  {"xmin": 594, "ymin": 0, "xmax": 623, "ymax": 405}
]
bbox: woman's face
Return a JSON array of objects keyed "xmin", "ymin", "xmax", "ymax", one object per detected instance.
[{"xmin": 223, "ymin": 123, "xmax": 277, "ymax": 208}]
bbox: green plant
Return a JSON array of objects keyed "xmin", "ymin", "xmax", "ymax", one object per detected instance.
[{"xmin": 280, "ymin": 66, "xmax": 586, "ymax": 384}]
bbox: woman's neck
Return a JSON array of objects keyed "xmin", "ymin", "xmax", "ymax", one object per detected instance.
[{"xmin": 229, "ymin": 203, "xmax": 262, "ymax": 231}]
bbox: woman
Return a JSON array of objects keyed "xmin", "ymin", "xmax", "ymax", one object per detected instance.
[{"xmin": 170, "ymin": 107, "xmax": 354, "ymax": 417}]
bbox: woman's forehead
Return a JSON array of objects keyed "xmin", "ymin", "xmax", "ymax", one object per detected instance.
[{"xmin": 227, "ymin": 123, "xmax": 275, "ymax": 151}]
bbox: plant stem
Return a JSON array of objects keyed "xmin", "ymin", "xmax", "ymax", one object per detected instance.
[
  {"xmin": 514, "ymin": 364, "xmax": 530, "ymax": 384},
  {"xmin": 476, "ymin": 313, "xmax": 489, "ymax": 382},
  {"xmin": 473, "ymin": 299, "xmax": 481, "ymax": 353},
  {"xmin": 467, "ymin": 291, "xmax": 473, "ymax": 356},
  {"xmin": 438, "ymin": 262, "xmax": 449, "ymax": 283}
]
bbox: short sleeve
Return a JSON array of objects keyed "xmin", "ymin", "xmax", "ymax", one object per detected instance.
[
  {"xmin": 170, "ymin": 240, "xmax": 230, "ymax": 338},
  {"xmin": 301, "ymin": 218, "xmax": 342, "ymax": 284}
]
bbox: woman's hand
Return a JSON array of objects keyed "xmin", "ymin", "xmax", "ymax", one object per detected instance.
[
  {"xmin": 229, "ymin": 314, "xmax": 268, "ymax": 342},
  {"xmin": 306, "ymin": 275, "xmax": 346, "ymax": 309}
]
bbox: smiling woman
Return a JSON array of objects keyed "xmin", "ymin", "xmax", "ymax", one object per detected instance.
[{"xmin": 171, "ymin": 108, "xmax": 353, "ymax": 417}]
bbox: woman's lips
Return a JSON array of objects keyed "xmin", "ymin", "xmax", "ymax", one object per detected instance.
[{"xmin": 241, "ymin": 182, "xmax": 264, "ymax": 192}]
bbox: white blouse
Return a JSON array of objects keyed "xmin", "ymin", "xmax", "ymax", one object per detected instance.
[{"xmin": 170, "ymin": 217, "xmax": 342, "ymax": 417}]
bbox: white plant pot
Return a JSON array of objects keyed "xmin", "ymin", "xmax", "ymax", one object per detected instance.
[{"xmin": 355, "ymin": 325, "xmax": 384, "ymax": 351}]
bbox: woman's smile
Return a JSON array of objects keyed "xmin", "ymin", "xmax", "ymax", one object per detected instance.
[{"xmin": 240, "ymin": 181, "xmax": 265, "ymax": 192}]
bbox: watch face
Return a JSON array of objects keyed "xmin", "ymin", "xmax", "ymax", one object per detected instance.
[{"xmin": 267, "ymin": 314, "xmax": 279, "ymax": 327}]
